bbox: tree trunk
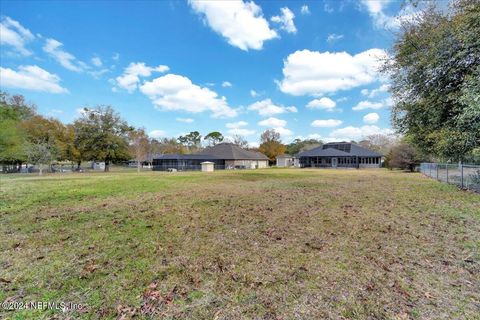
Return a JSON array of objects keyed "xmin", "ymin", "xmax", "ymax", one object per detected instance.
[
  {"xmin": 105, "ymin": 160, "xmax": 110, "ymax": 172},
  {"xmin": 39, "ymin": 164, "xmax": 43, "ymax": 176},
  {"xmin": 137, "ymin": 160, "xmax": 141, "ymax": 173},
  {"xmin": 77, "ymin": 160, "xmax": 81, "ymax": 170}
]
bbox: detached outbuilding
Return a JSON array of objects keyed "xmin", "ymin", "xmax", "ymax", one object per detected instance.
[{"xmin": 276, "ymin": 154, "xmax": 294, "ymax": 167}]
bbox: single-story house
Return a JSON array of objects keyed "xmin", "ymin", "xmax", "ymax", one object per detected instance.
[
  {"xmin": 152, "ymin": 143, "xmax": 269, "ymax": 171},
  {"xmin": 276, "ymin": 154, "xmax": 294, "ymax": 167},
  {"xmin": 297, "ymin": 142, "xmax": 383, "ymax": 168},
  {"xmin": 152, "ymin": 154, "xmax": 223, "ymax": 171}
]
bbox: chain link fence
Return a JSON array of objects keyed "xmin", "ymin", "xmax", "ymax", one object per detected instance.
[{"xmin": 420, "ymin": 163, "xmax": 480, "ymax": 192}]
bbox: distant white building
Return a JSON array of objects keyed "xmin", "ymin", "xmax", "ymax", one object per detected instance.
[
  {"xmin": 91, "ymin": 162, "xmax": 105, "ymax": 170},
  {"xmin": 276, "ymin": 154, "xmax": 294, "ymax": 167}
]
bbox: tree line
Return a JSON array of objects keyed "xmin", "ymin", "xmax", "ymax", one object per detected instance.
[{"xmin": 0, "ymin": 92, "xmax": 290, "ymax": 173}]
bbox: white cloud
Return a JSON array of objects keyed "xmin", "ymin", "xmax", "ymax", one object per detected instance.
[
  {"xmin": 176, "ymin": 118, "xmax": 194, "ymax": 123},
  {"xmin": 91, "ymin": 56, "xmax": 102, "ymax": 67},
  {"xmin": 324, "ymin": 3, "xmax": 334, "ymax": 13},
  {"xmin": 361, "ymin": 0, "xmax": 390, "ymax": 15},
  {"xmin": 114, "ymin": 62, "xmax": 169, "ymax": 93},
  {"xmin": 140, "ymin": 73, "xmax": 237, "ymax": 118},
  {"xmin": 363, "ymin": 112, "xmax": 380, "ymax": 124},
  {"xmin": 306, "ymin": 97, "xmax": 337, "ymax": 111},
  {"xmin": 149, "ymin": 130, "xmax": 167, "ymax": 139},
  {"xmin": 311, "ymin": 119, "xmax": 343, "ymax": 128},
  {"xmin": 326, "ymin": 33, "xmax": 344, "ymax": 43},
  {"xmin": 360, "ymin": 0, "xmax": 421, "ymax": 29},
  {"xmin": 76, "ymin": 108, "xmax": 89, "ymax": 116},
  {"xmin": 248, "ymin": 141, "xmax": 260, "ymax": 148},
  {"xmin": 384, "ymin": 96, "xmax": 394, "ymax": 107},
  {"xmin": 248, "ymin": 98, "xmax": 297, "ymax": 116},
  {"xmin": 226, "ymin": 121, "xmax": 248, "ymax": 129},
  {"xmin": 230, "ymin": 128, "xmax": 256, "ymax": 136},
  {"xmin": 250, "ymin": 89, "xmax": 259, "ymax": 97},
  {"xmin": 272, "ymin": 126, "xmax": 293, "ymax": 137},
  {"xmin": 286, "ymin": 106, "xmax": 298, "ymax": 112},
  {"xmin": 271, "ymin": 7, "xmax": 297, "ymax": 34},
  {"xmin": 112, "ymin": 53, "xmax": 120, "ymax": 61},
  {"xmin": 258, "ymin": 117, "xmax": 287, "ymax": 128},
  {"xmin": 88, "ymin": 68, "xmax": 110, "ymax": 79},
  {"xmin": 226, "ymin": 121, "xmax": 255, "ymax": 135},
  {"xmin": 301, "ymin": 5, "xmax": 310, "ymax": 15},
  {"xmin": 0, "ymin": 65, "xmax": 68, "ymax": 94},
  {"xmin": 352, "ymin": 100, "xmax": 385, "ymax": 111},
  {"xmin": 0, "ymin": 16, "xmax": 35, "ymax": 56},
  {"xmin": 189, "ymin": 0, "xmax": 277, "ymax": 51},
  {"xmin": 278, "ymin": 48, "xmax": 387, "ymax": 96},
  {"xmin": 329, "ymin": 125, "xmax": 393, "ymax": 141},
  {"xmin": 222, "ymin": 81, "xmax": 232, "ymax": 88},
  {"xmin": 361, "ymin": 83, "xmax": 390, "ymax": 98},
  {"xmin": 257, "ymin": 117, "xmax": 292, "ymax": 137},
  {"xmin": 307, "ymin": 133, "xmax": 322, "ymax": 140},
  {"xmin": 43, "ymin": 38, "xmax": 88, "ymax": 72}
]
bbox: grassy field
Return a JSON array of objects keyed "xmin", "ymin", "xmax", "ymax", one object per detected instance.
[{"xmin": 1, "ymin": 169, "xmax": 479, "ymax": 319}]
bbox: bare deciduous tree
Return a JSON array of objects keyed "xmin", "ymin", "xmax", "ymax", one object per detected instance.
[{"xmin": 129, "ymin": 128, "xmax": 150, "ymax": 173}]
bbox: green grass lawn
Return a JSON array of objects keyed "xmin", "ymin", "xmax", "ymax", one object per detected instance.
[{"xmin": 1, "ymin": 169, "xmax": 479, "ymax": 319}]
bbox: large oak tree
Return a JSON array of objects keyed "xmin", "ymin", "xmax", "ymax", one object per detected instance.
[
  {"xmin": 73, "ymin": 106, "xmax": 132, "ymax": 171},
  {"xmin": 384, "ymin": 0, "xmax": 480, "ymax": 161}
]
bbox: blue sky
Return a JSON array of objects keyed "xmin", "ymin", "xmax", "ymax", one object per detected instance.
[{"xmin": 0, "ymin": 0, "xmax": 416, "ymax": 146}]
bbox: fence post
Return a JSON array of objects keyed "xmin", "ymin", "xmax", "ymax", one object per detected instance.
[
  {"xmin": 461, "ymin": 163, "xmax": 464, "ymax": 188},
  {"xmin": 446, "ymin": 164, "xmax": 449, "ymax": 184},
  {"xmin": 436, "ymin": 165, "xmax": 439, "ymax": 180}
]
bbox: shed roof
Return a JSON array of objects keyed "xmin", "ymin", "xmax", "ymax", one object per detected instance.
[
  {"xmin": 276, "ymin": 154, "xmax": 293, "ymax": 158},
  {"xmin": 197, "ymin": 143, "xmax": 269, "ymax": 160}
]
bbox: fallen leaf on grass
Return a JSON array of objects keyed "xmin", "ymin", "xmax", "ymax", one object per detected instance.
[
  {"xmin": 80, "ymin": 260, "xmax": 99, "ymax": 278},
  {"xmin": 393, "ymin": 313, "xmax": 409, "ymax": 320}
]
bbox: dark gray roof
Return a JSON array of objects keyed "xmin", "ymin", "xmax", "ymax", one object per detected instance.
[
  {"xmin": 347, "ymin": 143, "xmax": 383, "ymax": 157},
  {"xmin": 297, "ymin": 142, "xmax": 382, "ymax": 157},
  {"xmin": 298, "ymin": 146, "xmax": 351, "ymax": 157},
  {"xmin": 153, "ymin": 154, "xmax": 221, "ymax": 160},
  {"xmin": 197, "ymin": 143, "xmax": 269, "ymax": 160}
]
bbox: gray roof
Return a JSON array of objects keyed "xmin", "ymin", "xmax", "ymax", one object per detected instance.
[
  {"xmin": 298, "ymin": 147, "xmax": 351, "ymax": 157},
  {"xmin": 197, "ymin": 143, "xmax": 269, "ymax": 160},
  {"xmin": 276, "ymin": 154, "xmax": 293, "ymax": 158},
  {"xmin": 347, "ymin": 143, "xmax": 383, "ymax": 157},
  {"xmin": 153, "ymin": 154, "xmax": 221, "ymax": 160},
  {"xmin": 297, "ymin": 142, "xmax": 382, "ymax": 157}
]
